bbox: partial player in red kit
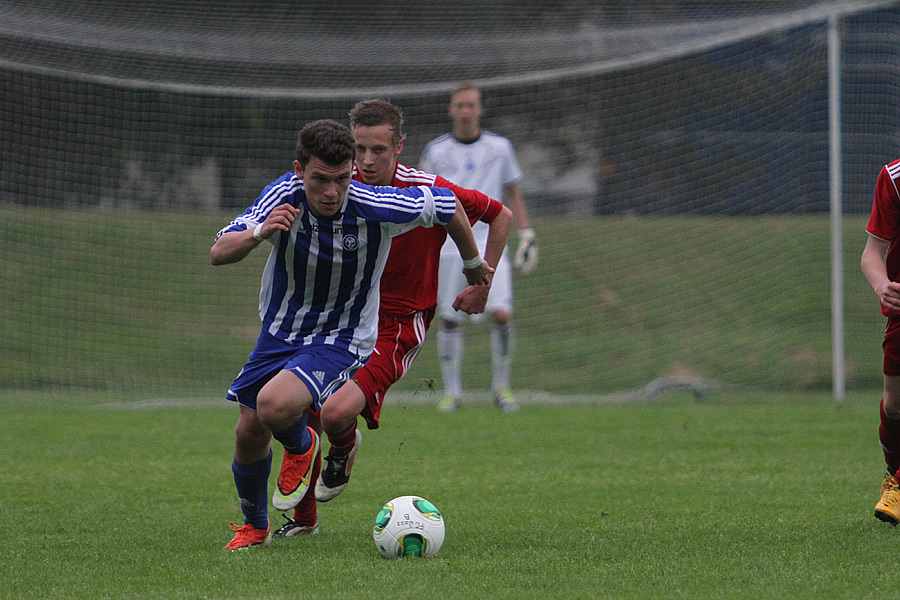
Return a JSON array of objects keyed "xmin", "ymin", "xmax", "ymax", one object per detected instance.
[
  {"xmin": 862, "ymin": 158, "xmax": 900, "ymax": 524},
  {"xmin": 273, "ymin": 99, "xmax": 512, "ymax": 537}
]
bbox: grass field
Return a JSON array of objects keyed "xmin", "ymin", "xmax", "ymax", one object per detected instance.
[
  {"xmin": 4, "ymin": 205, "xmax": 893, "ymax": 597},
  {"xmin": 1, "ymin": 389, "xmax": 895, "ymax": 599}
]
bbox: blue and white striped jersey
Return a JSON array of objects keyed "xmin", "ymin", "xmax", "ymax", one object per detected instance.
[{"xmin": 216, "ymin": 172, "xmax": 456, "ymax": 358}]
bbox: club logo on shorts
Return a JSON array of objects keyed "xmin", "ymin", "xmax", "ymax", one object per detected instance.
[{"xmin": 342, "ymin": 234, "xmax": 359, "ymax": 251}]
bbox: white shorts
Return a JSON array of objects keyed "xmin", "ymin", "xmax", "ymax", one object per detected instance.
[{"xmin": 438, "ymin": 248, "xmax": 513, "ymax": 324}]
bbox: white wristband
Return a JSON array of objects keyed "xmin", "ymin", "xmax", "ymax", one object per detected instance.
[
  {"xmin": 462, "ymin": 255, "xmax": 483, "ymax": 270},
  {"xmin": 252, "ymin": 223, "xmax": 265, "ymax": 242}
]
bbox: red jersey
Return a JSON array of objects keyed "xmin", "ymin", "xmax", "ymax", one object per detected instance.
[
  {"xmin": 866, "ymin": 159, "xmax": 900, "ymax": 315},
  {"xmin": 352, "ymin": 162, "xmax": 504, "ymax": 315}
]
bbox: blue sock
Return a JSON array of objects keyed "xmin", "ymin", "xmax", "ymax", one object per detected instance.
[
  {"xmin": 272, "ymin": 415, "xmax": 311, "ymax": 455},
  {"xmin": 232, "ymin": 450, "xmax": 272, "ymax": 530}
]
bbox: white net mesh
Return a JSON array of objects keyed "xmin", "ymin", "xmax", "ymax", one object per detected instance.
[{"xmin": 3, "ymin": 0, "xmax": 899, "ymax": 397}]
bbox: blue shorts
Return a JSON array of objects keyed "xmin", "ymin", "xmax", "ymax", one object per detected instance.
[{"xmin": 226, "ymin": 331, "xmax": 366, "ymax": 412}]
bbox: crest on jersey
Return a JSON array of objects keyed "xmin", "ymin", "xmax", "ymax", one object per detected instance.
[{"xmin": 342, "ymin": 234, "xmax": 359, "ymax": 251}]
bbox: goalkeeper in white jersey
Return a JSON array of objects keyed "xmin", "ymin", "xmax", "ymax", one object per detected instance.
[{"xmin": 420, "ymin": 82, "xmax": 538, "ymax": 413}]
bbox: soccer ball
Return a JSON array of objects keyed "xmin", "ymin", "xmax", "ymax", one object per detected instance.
[{"xmin": 372, "ymin": 495, "xmax": 445, "ymax": 559}]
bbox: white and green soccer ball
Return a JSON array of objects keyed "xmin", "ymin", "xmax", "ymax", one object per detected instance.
[{"xmin": 372, "ymin": 495, "xmax": 445, "ymax": 559}]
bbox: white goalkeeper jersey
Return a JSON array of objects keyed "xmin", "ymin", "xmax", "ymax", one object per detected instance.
[
  {"xmin": 216, "ymin": 172, "xmax": 455, "ymax": 358},
  {"xmin": 420, "ymin": 131, "xmax": 523, "ymax": 253}
]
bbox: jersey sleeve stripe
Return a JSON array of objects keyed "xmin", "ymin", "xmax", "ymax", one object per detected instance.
[
  {"xmin": 395, "ymin": 163, "xmax": 438, "ymax": 186},
  {"xmin": 248, "ymin": 177, "xmax": 300, "ymax": 222},
  {"xmin": 351, "ymin": 185, "xmax": 454, "ymax": 220}
]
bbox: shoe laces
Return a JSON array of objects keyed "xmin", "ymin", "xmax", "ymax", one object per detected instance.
[
  {"xmin": 882, "ymin": 478, "xmax": 900, "ymax": 506},
  {"xmin": 226, "ymin": 522, "xmax": 266, "ymax": 548},
  {"xmin": 323, "ymin": 453, "xmax": 349, "ymax": 476},
  {"xmin": 278, "ymin": 450, "xmax": 312, "ymax": 490},
  {"xmin": 275, "ymin": 515, "xmax": 299, "ymax": 535},
  {"xmin": 229, "ymin": 522, "xmax": 262, "ymax": 538}
]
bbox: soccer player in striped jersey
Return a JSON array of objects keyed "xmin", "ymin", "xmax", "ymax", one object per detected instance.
[
  {"xmin": 212, "ymin": 119, "xmax": 490, "ymax": 550},
  {"xmin": 420, "ymin": 82, "xmax": 538, "ymax": 413},
  {"xmin": 863, "ymin": 158, "xmax": 900, "ymax": 525},
  {"xmin": 273, "ymin": 100, "xmax": 512, "ymax": 535}
]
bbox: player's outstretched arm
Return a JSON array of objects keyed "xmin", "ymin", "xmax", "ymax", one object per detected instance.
[
  {"xmin": 444, "ymin": 196, "xmax": 493, "ymax": 286},
  {"xmin": 452, "ymin": 204, "xmax": 513, "ymax": 314},
  {"xmin": 862, "ymin": 233, "xmax": 900, "ymax": 313},
  {"xmin": 481, "ymin": 204, "xmax": 512, "ymax": 273},
  {"xmin": 211, "ymin": 203, "xmax": 298, "ymax": 266}
]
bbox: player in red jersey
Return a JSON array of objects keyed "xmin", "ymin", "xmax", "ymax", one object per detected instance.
[
  {"xmin": 273, "ymin": 100, "xmax": 512, "ymax": 536},
  {"xmin": 862, "ymin": 158, "xmax": 900, "ymax": 524}
]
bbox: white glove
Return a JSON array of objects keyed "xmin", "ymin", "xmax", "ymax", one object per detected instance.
[{"xmin": 513, "ymin": 227, "xmax": 538, "ymax": 275}]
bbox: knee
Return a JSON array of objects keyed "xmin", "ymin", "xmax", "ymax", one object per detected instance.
[
  {"xmin": 885, "ymin": 377, "xmax": 900, "ymax": 417},
  {"xmin": 441, "ymin": 319, "xmax": 459, "ymax": 332},
  {"xmin": 321, "ymin": 403, "xmax": 355, "ymax": 434},
  {"xmin": 235, "ymin": 420, "xmax": 267, "ymax": 447},
  {"xmin": 492, "ymin": 310, "xmax": 511, "ymax": 327},
  {"xmin": 886, "ymin": 394, "xmax": 900, "ymax": 419},
  {"xmin": 256, "ymin": 390, "xmax": 292, "ymax": 431},
  {"xmin": 234, "ymin": 413, "xmax": 270, "ymax": 456},
  {"xmin": 321, "ymin": 390, "xmax": 364, "ymax": 434}
]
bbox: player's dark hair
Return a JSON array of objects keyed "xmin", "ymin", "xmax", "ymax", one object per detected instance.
[
  {"xmin": 296, "ymin": 119, "xmax": 356, "ymax": 167},
  {"xmin": 349, "ymin": 99, "xmax": 406, "ymax": 144}
]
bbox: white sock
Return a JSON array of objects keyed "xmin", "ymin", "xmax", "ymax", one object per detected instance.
[
  {"xmin": 437, "ymin": 327, "xmax": 462, "ymax": 398},
  {"xmin": 491, "ymin": 323, "xmax": 515, "ymax": 391}
]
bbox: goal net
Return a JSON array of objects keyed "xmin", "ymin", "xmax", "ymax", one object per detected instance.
[{"xmin": 3, "ymin": 0, "xmax": 899, "ymax": 400}]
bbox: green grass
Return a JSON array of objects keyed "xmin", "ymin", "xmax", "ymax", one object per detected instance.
[
  {"xmin": 0, "ymin": 206, "xmax": 886, "ymax": 397},
  {"xmin": 0, "ymin": 390, "xmax": 895, "ymax": 599}
]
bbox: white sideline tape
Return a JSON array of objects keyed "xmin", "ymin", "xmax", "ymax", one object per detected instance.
[{"xmin": 90, "ymin": 378, "xmax": 728, "ymax": 410}]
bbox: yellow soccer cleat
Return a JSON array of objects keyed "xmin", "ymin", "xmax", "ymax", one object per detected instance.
[
  {"xmin": 493, "ymin": 388, "xmax": 520, "ymax": 412},
  {"xmin": 437, "ymin": 395, "xmax": 460, "ymax": 413},
  {"xmin": 875, "ymin": 473, "xmax": 900, "ymax": 525}
]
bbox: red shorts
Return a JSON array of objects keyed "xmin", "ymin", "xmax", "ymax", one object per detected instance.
[
  {"xmin": 354, "ymin": 308, "xmax": 435, "ymax": 429},
  {"xmin": 884, "ymin": 316, "xmax": 900, "ymax": 376}
]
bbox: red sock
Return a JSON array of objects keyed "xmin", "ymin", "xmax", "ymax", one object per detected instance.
[
  {"xmin": 880, "ymin": 397, "xmax": 900, "ymax": 476},
  {"xmin": 292, "ymin": 446, "xmax": 321, "ymax": 526},
  {"xmin": 327, "ymin": 422, "xmax": 357, "ymax": 458}
]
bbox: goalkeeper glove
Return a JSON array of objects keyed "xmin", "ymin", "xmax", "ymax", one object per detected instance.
[{"xmin": 513, "ymin": 227, "xmax": 538, "ymax": 275}]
